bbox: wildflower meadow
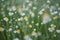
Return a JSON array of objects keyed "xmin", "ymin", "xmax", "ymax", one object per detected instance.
[{"xmin": 0, "ymin": 0, "xmax": 60, "ymax": 40}]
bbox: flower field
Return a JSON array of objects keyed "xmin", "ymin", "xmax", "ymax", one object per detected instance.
[{"xmin": 0, "ymin": 0, "xmax": 60, "ymax": 40}]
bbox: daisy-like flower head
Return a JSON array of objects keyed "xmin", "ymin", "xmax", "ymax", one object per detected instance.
[
  {"xmin": 15, "ymin": 25, "xmax": 19, "ymax": 29},
  {"xmin": 33, "ymin": 29, "xmax": 36, "ymax": 31},
  {"xmin": 16, "ymin": 29, "xmax": 20, "ymax": 33},
  {"xmin": 24, "ymin": 16, "xmax": 28, "ymax": 21},
  {"xmin": 7, "ymin": 7, "xmax": 12, "ymax": 11},
  {"xmin": 28, "ymin": 2, "xmax": 32, "ymax": 7},
  {"xmin": 31, "ymin": 13, "xmax": 35, "ymax": 18},
  {"xmin": 11, "ymin": 6, "xmax": 16, "ymax": 11},
  {"xmin": 31, "ymin": 30, "xmax": 37, "ymax": 37},
  {"xmin": 31, "ymin": 29, "xmax": 41, "ymax": 37},
  {"xmin": 56, "ymin": 30, "xmax": 60, "ymax": 33},
  {"xmin": 54, "ymin": 11, "xmax": 58, "ymax": 14},
  {"xmin": 17, "ymin": 17, "xmax": 23, "ymax": 21},
  {"xmin": 51, "ymin": 24, "xmax": 56, "ymax": 28},
  {"xmin": 48, "ymin": 27, "xmax": 55, "ymax": 32},
  {"xmin": 35, "ymin": 23, "xmax": 39, "ymax": 26},
  {"xmin": 8, "ymin": 12, "xmax": 14, "ymax": 16},
  {"xmin": 31, "ymin": 21, "xmax": 34, "ymax": 24},
  {"xmin": 41, "ymin": 8, "xmax": 45, "ymax": 12},
  {"xmin": 22, "ymin": 4, "xmax": 29, "ymax": 11},
  {"xmin": 24, "ymin": 35, "xmax": 32, "ymax": 40},
  {"xmin": 47, "ymin": 0, "xmax": 51, "ymax": 3},
  {"xmin": 50, "ymin": 11, "xmax": 58, "ymax": 15},
  {"xmin": 20, "ymin": 13, "xmax": 25, "ymax": 16},
  {"xmin": 29, "ymin": 24, "xmax": 32, "ymax": 28},
  {"xmin": 33, "ymin": 7, "xmax": 37, "ymax": 10},
  {"xmin": 29, "ymin": 10, "xmax": 35, "ymax": 17},
  {"xmin": 17, "ymin": 7, "xmax": 22, "ymax": 13},
  {"xmin": 0, "ymin": 26, "xmax": 4, "ymax": 32},
  {"xmin": 14, "ymin": 29, "xmax": 20, "ymax": 33},
  {"xmin": 8, "ymin": 28, "xmax": 12, "ymax": 32},
  {"xmin": 3, "ymin": 17, "xmax": 9, "ymax": 22},
  {"xmin": 31, "ymin": 29, "xmax": 38, "ymax": 37},
  {"xmin": 38, "ymin": 11, "xmax": 43, "ymax": 15}
]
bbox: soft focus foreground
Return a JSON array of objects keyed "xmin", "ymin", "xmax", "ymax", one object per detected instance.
[{"xmin": 0, "ymin": 0, "xmax": 60, "ymax": 40}]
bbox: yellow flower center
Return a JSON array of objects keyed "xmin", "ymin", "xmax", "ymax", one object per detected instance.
[
  {"xmin": 29, "ymin": 24, "xmax": 32, "ymax": 28},
  {"xmin": 50, "ymin": 27, "xmax": 53, "ymax": 30},
  {"xmin": 16, "ymin": 29, "xmax": 20, "ymax": 33},
  {"xmin": 53, "ymin": 16, "xmax": 58, "ymax": 19},
  {"xmin": 0, "ymin": 27, "xmax": 3, "ymax": 31},
  {"xmin": 24, "ymin": 16, "xmax": 28, "ymax": 21},
  {"xmin": 17, "ymin": 7, "xmax": 22, "ymax": 10}
]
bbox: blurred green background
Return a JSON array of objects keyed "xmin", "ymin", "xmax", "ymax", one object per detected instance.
[{"xmin": 0, "ymin": 0, "xmax": 60, "ymax": 40}]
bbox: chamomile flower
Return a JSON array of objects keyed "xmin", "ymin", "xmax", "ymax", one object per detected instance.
[
  {"xmin": 22, "ymin": 4, "xmax": 29, "ymax": 11},
  {"xmin": 17, "ymin": 17, "xmax": 23, "ymax": 21},
  {"xmin": 20, "ymin": 13, "xmax": 25, "ymax": 16},
  {"xmin": 31, "ymin": 29, "xmax": 37, "ymax": 37},
  {"xmin": 24, "ymin": 35, "xmax": 32, "ymax": 40},
  {"xmin": 33, "ymin": 29, "xmax": 36, "ymax": 31},
  {"xmin": 8, "ymin": 12, "xmax": 14, "ymax": 16},
  {"xmin": 3, "ymin": 17, "xmax": 9, "ymax": 22},
  {"xmin": 31, "ymin": 29, "xmax": 41, "ymax": 37},
  {"xmin": 24, "ymin": 16, "xmax": 28, "ymax": 21},
  {"xmin": 51, "ymin": 24, "xmax": 56, "ymax": 28},
  {"xmin": 14, "ymin": 29, "xmax": 20, "ymax": 33},
  {"xmin": 16, "ymin": 29, "xmax": 20, "ymax": 33},
  {"xmin": 31, "ymin": 13, "xmax": 35, "ymax": 18},
  {"xmin": 29, "ymin": 10, "xmax": 35, "ymax": 17},
  {"xmin": 13, "ymin": 30, "xmax": 16, "ymax": 33},
  {"xmin": 8, "ymin": 28, "xmax": 12, "ymax": 32},
  {"xmin": 29, "ymin": 24, "xmax": 32, "ymax": 28},
  {"xmin": 35, "ymin": 23, "xmax": 39, "ymax": 26},
  {"xmin": 47, "ymin": 0, "xmax": 50, "ymax": 3},
  {"xmin": 11, "ymin": 6, "xmax": 16, "ymax": 11},
  {"xmin": 33, "ymin": 7, "xmax": 37, "ymax": 10},
  {"xmin": 7, "ymin": 7, "xmax": 12, "ymax": 11},
  {"xmin": 17, "ymin": 7, "xmax": 22, "ymax": 13},
  {"xmin": 48, "ymin": 27, "xmax": 55, "ymax": 32},
  {"xmin": 38, "ymin": 11, "xmax": 43, "ymax": 15},
  {"xmin": 31, "ymin": 21, "xmax": 34, "ymax": 24},
  {"xmin": 15, "ymin": 25, "xmax": 19, "ymax": 29},
  {"xmin": 41, "ymin": 8, "xmax": 45, "ymax": 12},
  {"xmin": 31, "ymin": 31, "xmax": 38, "ymax": 37},
  {"xmin": 56, "ymin": 30, "xmax": 60, "ymax": 33},
  {"xmin": 51, "ymin": 11, "xmax": 58, "ymax": 15},
  {"xmin": 28, "ymin": 2, "xmax": 32, "ymax": 7}
]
